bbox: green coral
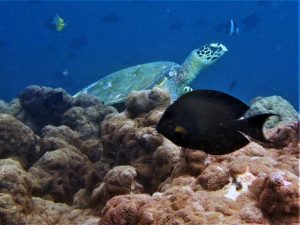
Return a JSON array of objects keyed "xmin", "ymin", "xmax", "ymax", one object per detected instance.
[{"xmin": 245, "ymin": 95, "xmax": 299, "ymax": 129}]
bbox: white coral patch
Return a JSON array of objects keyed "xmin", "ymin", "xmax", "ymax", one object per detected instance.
[
  {"xmin": 223, "ymin": 167, "xmax": 256, "ymax": 201},
  {"xmin": 272, "ymin": 171, "xmax": 292, "ymax": 187}
]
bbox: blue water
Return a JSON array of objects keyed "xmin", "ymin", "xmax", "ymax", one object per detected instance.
[{"xmin": 0, "ymin": 1, "xmax": 298, "ymax": 108}]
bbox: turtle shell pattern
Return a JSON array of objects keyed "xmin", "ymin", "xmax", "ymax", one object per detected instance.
[{"xmin": 78, "ymin": 61, "xmax": 178, "ymax": 105}]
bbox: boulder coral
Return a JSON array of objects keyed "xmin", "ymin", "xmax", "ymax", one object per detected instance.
[
  {"xmin": 18, "ymin": 85, "xmax": 74, "ymax": 132},
  {"xmin": 100, "ymin": 113, "xmax": 163, "ymax": 165},
  {"xmin": 91, "ymin": 165, "xmax": 144, "ymax": 212},
  {"xmin": 29, "ymin": 146, "xmax": 92, "ymax": 204},
  {"xmin": 62, "ymin": 104, "xmax": 116, "ymax": 140},
  {"xmin": 125, "ymin": 87, "xmax": 170, "ymax": 118},
  {"xmin": 37, "ymin": 125, "xmax": 82, "ymax": 155},
  {"xmin": 100, "ymin": 121, "xmax": 299, "ymax": 225},
  {"xmin": 0, "ymin": 113, "xmax": 37, "ymax": 167},
  {"xmin": 246, "ymin": 95, "xmax": 299, "ymax": 129},
  {"xmin": 0, "ymin": 158, "xmax": 33, "ymax": 225}
]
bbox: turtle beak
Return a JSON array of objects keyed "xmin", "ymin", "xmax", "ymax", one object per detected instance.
[
  {"xmin": 220, "ymin": 44, "xmax": 228, "ymax": 52},
  {"xmin": 210, "ymin": 43, "xmax": 228, "ymax": 52}
]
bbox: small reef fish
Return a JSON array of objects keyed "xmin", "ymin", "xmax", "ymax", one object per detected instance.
[
  {"xmin": 53, "ymin": 13, "xmax": 66, "ymax": 32},
  {"xmin": 228, "ymin": 19, "xmax": 239, "ymax": 36},
  {"xmin": 213, "ymin": 19, "xmax": 239, "ymax": 36},
  {"xmin": 156, "ymin": 90, "xmax": 277, "ymax": 155}
]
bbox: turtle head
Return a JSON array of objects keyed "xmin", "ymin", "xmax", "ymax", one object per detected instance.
[
  {"xmin": 195, "ymin": 43, "xmax": 228, "ymax": 66},
  {"xmin": 177, "ymin": 43, "xmax": 227, "ymax": 96}
]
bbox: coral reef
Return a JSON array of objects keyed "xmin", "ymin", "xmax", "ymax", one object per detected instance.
[
  {"xmin": 18, "ymin": 85, "xmax": 74, "ymax": 132},
  {"xmin": 29, "ymin": 146, "xmax": 92, "ymax": 204},
  {"xmin": 0, "ymin": 158, "xmax": 32, "ymax": 224},
  {"xmin": 91, "ymin": 165, "xmax": 144, "ymax": 212},
  {"xmin": 0, "ymin": 113, "xmax": 37, "ymax": 167},
  {"xmin": 246, "ymin": 95, "xmax": 299, "ymax": 129},
  {"xmin": 99, "ymin": 112, "xmax": 163, "ymax": 165},
  {"xmin": 0, "ymin": 100, "xmax": 11, "ymax": 114},
  {"xmin": 0, "ymin": 85, "xmax": 298, "ymax": 225},
  {"xmin": 125, "ymin": 87, "xmax": 170, "ymax": 118},
  {"xmin": 62, "ymin": 104, "xmax": 117, "ymax": 140}
]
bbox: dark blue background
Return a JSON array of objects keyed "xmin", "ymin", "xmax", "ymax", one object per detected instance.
[{"xmin": 0, "ymin": 1, "xmax": 298, "ymax": 108}]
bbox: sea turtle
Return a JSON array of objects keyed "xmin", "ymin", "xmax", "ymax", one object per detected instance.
[{"xmin": 74, "ymin": 43, "xmax": 228, "ymax": 105}]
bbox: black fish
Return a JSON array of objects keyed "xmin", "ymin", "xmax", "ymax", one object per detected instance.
[
  {"xmin": 156, "ymin": 90, "xmax": 277, "ymax": 155},
  {"xmin": 101, "ymin": 14, "xmax": 122, "ymax": 23}
]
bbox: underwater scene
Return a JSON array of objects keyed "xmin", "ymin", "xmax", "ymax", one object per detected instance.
[{"xmin": 0, "ymin": 1, "xmax": 299, "ymax": 225}]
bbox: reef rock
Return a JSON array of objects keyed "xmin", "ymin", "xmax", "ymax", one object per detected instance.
[
  {"xmin": 79, "ymin": 139, "xmax": 103, "ymax": 163},
  {"xmin": 100, "ymin": 122, "xmax": 299, "ymax": 225},
  {"xmin": 91, "ymin": 165, "xmax": 144, "ymax": 211},
  {"xmin": 0, "ymin": 158, "xmax": 32, "ymax": 225},
  {"xmin": 100, "ymin": 113, "xmax": 163, "ymax": 165},
  {"xmin": 125, "ymin": 87, "xmax": 170, "ymax": 118},
  {"xmin": 0, "ymin": 86, "xmax": 298, "ymax": 225},
  {"xmin": 18, "ymin": 85, "xmax": 74, "ymax": 132},
  {"xmin": 257, "ymin": 171, "xmax": 299, "ymax": 217},
  {"xmin": 62, "ymin": 104, "xmax": 117, "ymax": 140},
  {"xmin": 0, "ymin": 113, "xmax": 37, "ymax": 167},
  {"xmin": 0, "ymin": 158, "xmax": 100, "ymax": 225},
  {"xmin": 0, "ymin": 100, "xmax": 11, "ymax": 114},
  {"xmin": 29, "ymin": 146, "xmax": 92, "ymax": 204},
  {"xmin": 246, "ymin": 95, "xmax": 299, "ymax": 128},
  {"xmin": 74, "ymin": 93, "xmax": 104, "ymax": 108}
]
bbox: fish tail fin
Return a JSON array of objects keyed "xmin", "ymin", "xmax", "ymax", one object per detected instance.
[{"xmin": 239, "ymin": 113, "xmax": 279, "ymax": 143}]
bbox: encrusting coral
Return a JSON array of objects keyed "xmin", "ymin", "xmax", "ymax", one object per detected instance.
[{"xmin": 0, "ymin": 85, "xmax": 298, "ymax": 225}]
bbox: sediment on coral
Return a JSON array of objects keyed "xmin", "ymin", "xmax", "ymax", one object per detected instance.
[{"xmin": 0, "ymin": 85, "xmax": 298, "ymax": 225}]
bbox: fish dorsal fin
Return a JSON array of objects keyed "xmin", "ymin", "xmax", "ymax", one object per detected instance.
[{"xmin": 179, "ymin": 89, "xmax": 249, "ymax": 119}]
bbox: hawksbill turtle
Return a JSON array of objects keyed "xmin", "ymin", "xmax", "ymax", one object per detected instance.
[{"xmin": 75, "ymin": 43, "xmax": 228, "ymax": 105}]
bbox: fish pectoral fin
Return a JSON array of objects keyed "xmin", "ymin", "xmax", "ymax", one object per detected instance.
[{"xmin": 237, "ymin": 131, "xmax": 252, "ymax": 142}]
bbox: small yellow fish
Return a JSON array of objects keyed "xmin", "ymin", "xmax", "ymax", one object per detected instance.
[{"xmin": 53, "ymin": 13, "xmax": 66, "ymax": 32}]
